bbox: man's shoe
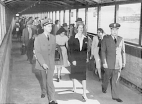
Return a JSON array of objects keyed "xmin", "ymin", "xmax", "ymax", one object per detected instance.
[
  {"xmin": 49, "ymin": 101, "xmax": 58, "ymax": 104},
  {"xmin": 102, "ymin": 87, "xmax": 106, "ymax": 93},
  {"xmin": 112, "ymin": 98, "xmax": 123, "ymax": 102},
  {"xmin": 41, "ymin": 94, "xmax": 45, "ymax": 98}
]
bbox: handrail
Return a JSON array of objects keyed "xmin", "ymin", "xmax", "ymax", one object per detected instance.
[
  {"xmin": 0, "ymin": 18, "xmax": 14, "ymax": 82},
  {"xmin": 87, "ymin": 32, "xmax": 142, "ymax": 47}
]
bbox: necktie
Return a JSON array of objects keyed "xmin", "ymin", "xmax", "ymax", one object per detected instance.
[
  {"xmin": 47, "ymin": 35, "xmax": 49, "ymax": 41},
  {"xmin": 114, "ymin": 38, "xmax": 117, "ymax": 43}
]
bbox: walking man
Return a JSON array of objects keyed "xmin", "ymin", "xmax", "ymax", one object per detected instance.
[
  {"xmin": 101, "ymin": 23, "xmax": 126, "ymax": 102},
  {"xmin": 34, "ymin": 18, "xmax": 57, "ymax": 104}
]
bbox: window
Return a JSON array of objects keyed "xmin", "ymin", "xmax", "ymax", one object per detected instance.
[
  {"xmin": 47, "ymin": 12, "xmax": 50, "ymax": 18},
  {"xmin": 100, "ymin": 6, "xmax": 115, "ymax": 34},
  {"xmin": 0, "ymin": 5, "xmax": 1, "ymax": 45},
  {"xmin": 71, "ymin": 9, "xmax": 76, "ymax": 25},
  {"xmin": 87, "ymin": 7, "xmax": 98, "ymax": 34},
  {"xmin": 65, "ymin": 10, "xmax": 69, "ymax": 25},
  {"xmin": 78, "ymin": 8, "xmax": 85, "ymax": 24},
  {"xmin": 56, "ymin": 11, "xmax": 59, "ymax": 20},
  {"xmin": 50, "ymin": 12, "xmax": 52, "ymax": 20},
  {"xmin": 53, "ymin": 11, "xmax": 55, "ymax": 23},
  {"xmin": 118, "ymin": 3, "xmax": 141, "ymax": 44},
  {"xmin": 60, "ymin": 10, "xmax": 64, "ymax": 26}
]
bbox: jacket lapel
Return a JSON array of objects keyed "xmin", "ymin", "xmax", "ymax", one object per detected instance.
[{"xmin": 116, "ymin": 36, "xmax": 122, "ymax": 47}]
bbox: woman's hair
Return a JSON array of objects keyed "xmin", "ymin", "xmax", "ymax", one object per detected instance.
[
  {"xmin": 97, "ymin": 28, "xmax": 104, "ymax": 34},
  {"xmin": 70, "ymin": 24, "xmax": 75, "ymax": 28},
  {"xmin": 56, "ymin": 27, "xmax": 67, "ymax": 35}
]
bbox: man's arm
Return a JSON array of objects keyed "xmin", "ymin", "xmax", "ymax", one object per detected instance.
[
  {"xmin": 121, "ymin": 38, "xmax": 126, "ymax": 68},
  {"xmin": 101, "ymin": 37, "xmax": 108, "ymax": 68},
  {"xmin": 34, "ymin": 37, "xmax": 45, "ymax": 66}
]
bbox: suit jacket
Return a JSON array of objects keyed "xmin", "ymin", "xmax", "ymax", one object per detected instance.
[
  {"xmin": 101, "ymin": 35, "xmax": 126, "ymax": 69},
  {"xmin": 34, "ymin": 33, "xmax": 56, "ymax": 70},
  {"xmin": 53, "ymin": 25, "xmax": 60, "ymax": 35},
  {"xmin": 22, "ymin": 27, "xmax": 29, "ymax": 46},
  {"xmin": 68, "ymin": 35, "xmax": 88, "ymax": 63}
]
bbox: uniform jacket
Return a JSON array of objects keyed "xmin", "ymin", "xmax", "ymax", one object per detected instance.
[
  {"xmin": 34, "ymin": 33, "xmax": 56, "ymax": 70},
  {"xmin": 101, "ymin": 35, "xmax": 126, "ymax": 69},
  {"xmin": 22, "ymin": 27, "xmax": 29, "ymax": 46}
]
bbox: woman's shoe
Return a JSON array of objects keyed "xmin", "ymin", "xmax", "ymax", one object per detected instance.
[{"xmin": 82, "ymin": 95, "xmax": 88, "ymax": 102}]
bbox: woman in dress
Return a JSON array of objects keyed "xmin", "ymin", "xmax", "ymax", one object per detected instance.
[
  {"xmin": 91, "ymin": 28, "xmax": 105, "ymax": 81},
  {"xmin": 68, "ymin": 22, "xmax": 88, "ymax": 101},
  {"xmin": 56, "ymin": 27, "xmax": 69, "ymax": 81}
]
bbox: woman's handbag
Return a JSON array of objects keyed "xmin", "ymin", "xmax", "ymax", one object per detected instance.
[
  {"xmin": 55, "ymin": 48, "xmax": 60, "ymax": 61},
  {"xmin": 20, "ymin": 44, "xmax": 26, "ymax": 55}
]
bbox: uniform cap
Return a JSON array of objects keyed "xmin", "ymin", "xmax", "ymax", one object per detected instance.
[
  {"xmin": 109, "ymin": 23, "xmax": 121, "ymax": 29},
  {"xmin": 41, "ymin": 18, "xmax": 53, "ymax": 26}
]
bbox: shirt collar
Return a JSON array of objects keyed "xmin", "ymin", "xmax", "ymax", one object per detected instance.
[
  {"xmin": 75, "ymin": 33, "xmax": 86, "ymax": 39},
  {"xmin": 111, "ymin": 35, "xmax": 117, "ymax": 39}
]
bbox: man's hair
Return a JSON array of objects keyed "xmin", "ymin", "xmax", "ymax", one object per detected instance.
[
  {"xmin": 55, "ymin": 20, "xmax": 59, "ymax": 25},
  {"xmin": 98, "ymin": 28, "xmax": 104, "ymax": 34}
]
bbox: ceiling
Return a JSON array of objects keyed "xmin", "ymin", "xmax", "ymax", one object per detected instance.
[{"xmin": 1, "ymin": 0, "xmax": 141, "ymax": 14}]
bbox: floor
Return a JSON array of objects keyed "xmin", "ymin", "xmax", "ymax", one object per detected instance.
[{"xmin": 6, "ymin": 39, "xmax": 142, "ymax": 104}]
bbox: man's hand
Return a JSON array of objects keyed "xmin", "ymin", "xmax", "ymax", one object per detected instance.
[
  {"xmin": 72, "ymin": 61, "xmax": 76, "ymax": 66},
  {"xmin": 103, "ymin": 64, "xmax": 108, "ymax": 69},
  {"xmin": 42, "ymin": 64, "xmax": 49, "ymax": 70}
]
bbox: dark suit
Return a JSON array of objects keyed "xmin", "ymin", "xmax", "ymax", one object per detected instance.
[
  {"xmin": 101, "ymin": 35, "xmax": 126, "ymax": 99},
  {"xmin": 34, "ymin": 33, "xmax": 56, "ymax": 101},
  {"xmin": 68, "ymin": 35, "xmax": 88, "ymax": 80}
]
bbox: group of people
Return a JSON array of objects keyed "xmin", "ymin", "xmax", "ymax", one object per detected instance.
[{"xmin": 13, "ymin": 16, "xmax": 126, "ymax": 104}]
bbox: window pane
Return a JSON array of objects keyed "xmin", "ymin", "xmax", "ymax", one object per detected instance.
[
  {"xmin": 56, "ymin": 11, "xmax": 59, "ymax": 20},
  {"xmin": 60, "ymin": 11, "xmax": 64, "ymax": 26},
  {"xmin": 71, "ymin": 9, "xmax": 76, "ymax": 25},
  {"xmin": 118, "ymin": 3, "xmax": 141, "ymax": 44},
  {"xmin": 0, "ymin": 5, "xmax": 1, "ymax": 45},
  {"xmin": 100, "ymin": 6, "xmax": 115, "ymax": 34},
  {"xmin": 65, "ymin": 10, "xmax": 69, "ymax": 25},
  {"xmin": 78, "ymin": 8, "xmax": 85, "ymax": 24},
  {"xmin": 88, "ymin": 7, "xmax": 97, "ymax": 34},
  {"xmin": 47, "ymin": 12, "xmax": 50, "ymax": 18},
  {"xmin": 53, "ymin": 11, "xmax": 55, "ymax": 23},
  {"xmin": 50, "ymin": 12, "xmax": 52, "ymax": 20}
]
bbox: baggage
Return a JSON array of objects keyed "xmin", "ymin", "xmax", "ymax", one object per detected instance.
[{"xmin": 20, "ymin": 44, "xmax": 26, "ymax": 55}]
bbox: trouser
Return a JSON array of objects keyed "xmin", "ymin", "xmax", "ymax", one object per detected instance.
[
  {"xmin": 102, "ymin": 69, "xmax": 121, "ymax": 99},
  {"xmin": 40, "ymin": 69, "xmax": 55, "ymax": 101},
  {"xmin": 32, "ymin": 59, "xmax": 43, "ymax": 93}
]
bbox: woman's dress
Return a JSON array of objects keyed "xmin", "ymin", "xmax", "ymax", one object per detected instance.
[
  {"xmin": 68, "ymin": 35, "xmax": 88, "ymax": 80},
  {"xmin": 56, "ymin": 35, "xmax": 69, "ymax": 67}
]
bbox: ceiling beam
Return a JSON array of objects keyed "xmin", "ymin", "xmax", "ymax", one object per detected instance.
[{"xmin": 52, "ymin": 1, "xmax": 73, "ymax": 7}]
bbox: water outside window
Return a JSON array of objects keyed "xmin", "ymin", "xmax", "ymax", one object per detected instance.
[
  {"xmin": 100, "ymin": 6, "xmax": 115, "ymax": 35},
  {"xmin": 118, "ymin": 3, "xmax": 141, "ymax": 44}
]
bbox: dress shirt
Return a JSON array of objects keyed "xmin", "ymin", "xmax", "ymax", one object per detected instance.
[{"xmin": 75, "ymin": 33, "xmax": 86, "ymax": 51}]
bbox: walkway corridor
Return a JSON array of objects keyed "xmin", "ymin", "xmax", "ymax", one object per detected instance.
[{"xmin": 6, "ymin": 39, "xmax": 142, "ymax": 104}]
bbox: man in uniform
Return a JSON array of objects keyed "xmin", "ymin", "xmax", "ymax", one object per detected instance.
[
  {"xmin": 34, "ymin": 18, "xmax": 57, "ymax": 104},
  {"xmin": 101, "ymin": 23, "xmax": 126, "ymax": 102}
]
